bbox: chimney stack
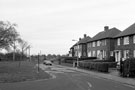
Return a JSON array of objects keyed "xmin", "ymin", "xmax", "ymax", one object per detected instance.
[
  {"xmin": 104, "ymin": 26, "xmax": 109, "ymax": 31},
  {"xmin": 79, "ymin": 38, "xmax": 81, "ymax": 41},
  {"xmin": 84, "ymin": 34, "xmax": 87, "ymax": 38}
]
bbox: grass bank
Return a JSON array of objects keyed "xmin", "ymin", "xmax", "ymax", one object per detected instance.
[{"xmin": 0, "ymin": 61, "xmax": 50, "ymax": 83}]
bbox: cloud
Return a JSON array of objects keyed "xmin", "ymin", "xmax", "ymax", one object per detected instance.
[{"xmin": 1, "ymin": 0, "xmax": 135, "ymax": 54}]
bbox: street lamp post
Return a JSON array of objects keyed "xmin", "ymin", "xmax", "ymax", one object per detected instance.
[{"xmin": 72, "ymin": 39, "xmax": 79, "ymax": 68}]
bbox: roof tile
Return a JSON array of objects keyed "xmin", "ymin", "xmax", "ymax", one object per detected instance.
[
  {"xmin": 115, "ymin": 23, "xmax": 135, "ymax": 37},
  {"xmin": 87, "ymin": 27, "xmax": 121, "ymax": 42}
]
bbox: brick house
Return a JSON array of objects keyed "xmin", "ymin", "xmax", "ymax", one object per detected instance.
[
  {"xmin": 69, "ymin": 34, "xmax": 91, "ymax": 58},
  {"xmin": 69, "ymin": 44, "xmax": 76, "ymax": 57},
  {"xmin": 114, "ymin": 23, "xmax": 135, "ymax": 64},
  {"xmin": 87, "ymin": 26, "xmax": 121, "ymax": 60},
  {"xmin": 77, "ymin": 34, "xmax": 91, "ymax": 58}
]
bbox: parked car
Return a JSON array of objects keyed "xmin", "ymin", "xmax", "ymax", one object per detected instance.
[{"xmin": 43, "ymin": 60, "xmax": 52, "ymax": 65}]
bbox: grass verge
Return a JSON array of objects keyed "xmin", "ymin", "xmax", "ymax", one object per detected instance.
[{"xmin": 0, "ymin": 61, "xmax": 50, "ymax": 83}]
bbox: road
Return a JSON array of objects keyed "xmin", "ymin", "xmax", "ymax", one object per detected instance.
[{"xmin": 0, "ymin": 64, "xmax": 135, "ymax": 90}]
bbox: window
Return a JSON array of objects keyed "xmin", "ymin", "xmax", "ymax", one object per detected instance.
[
  {"xmin": 104, "ymin": 51, "xmax": 106, "ymax": 57},
  {"xmin": 123, "ymin": 50, "xmax": 129, "ymax": 59},
  {"xmin": 102, "ymin": 50, "xmax": 105, "ymax": 58},
  {"xmin": 104, "ymin": 40, "xmax": 106, "ymax": 46},
  {"xmin": 123, "ymin": 36, "xmax": 129, "ymax": 45},
  {"xmin": 92, "ymin": 42, "xmax": 96, "ymax": 47},
  {"xmin": 97, "ymin": 41, "xmax": 101, "ymax": 46},
  {"xmin": 88, "ymin": 51, "xmax": 92, "ymax": 57},
  {"xmin": 134, "ymin": 50, "xmax": 135, "ymax": 58},
  {"xmin": 117, "ymin": 38, "xmax": 120, "ymax": 46},
  {"xmin": 97, "ymin": 50, "xmax": 101, "ymax": 58},
  {"xmin": 110, "ymin": 51, "xmax": 113, "ymax": 56},
  {"xmin": 101, "ymin": 40, "xmax": 106, "ymax": 46},
  {"xmin": 133, "ymin": 35, "xmax": 135, "ymax": 44},
  {"xmin": 93, "ymin": 51, "xmax": 96, "ymax": 57},
  {"xmin": 90, "ymin": 43, "xmax": 92, "ymax": 47},
  {"xmin": 87, "ymin": 43, "xmax": 91, "ymax": 48}
]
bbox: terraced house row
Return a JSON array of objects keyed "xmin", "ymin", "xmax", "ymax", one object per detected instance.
[{"xmin": 69, "ymin": 23, "xmax": 135, "ymax": 64}]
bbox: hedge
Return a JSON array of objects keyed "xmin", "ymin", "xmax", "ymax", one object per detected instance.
[
  {"xmin": 61, "ymin": 57, "xmax": 97, "ymax": 64},
  {"xmin": 79, "ymin": 61, "xmax": 109, "ymax": 72},
  {"xmin": 120, "ymin": 58, "xmax": 135, "ymax": 77},
  {"xmin": 82, "ymin": 60, "xmax": 117, "ymax": 68},
  {"xmin": 79, "ymin": 57, "xmax": 97, "ymax": 60}
]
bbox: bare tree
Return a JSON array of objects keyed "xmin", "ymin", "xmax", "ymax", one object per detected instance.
[{"xmin": 18, "ymin": 39, "xmax": 30, "ymax": 60}]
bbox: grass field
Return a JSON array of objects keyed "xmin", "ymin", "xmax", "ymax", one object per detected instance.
[{"xmin": 0, "ymin": 61, "xmax": 50, "ymax": 83}]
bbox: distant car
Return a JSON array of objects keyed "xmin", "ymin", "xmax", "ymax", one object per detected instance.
[{"xmin": 43, "ymin": 60, "xmax": 52, "ymax": 65}]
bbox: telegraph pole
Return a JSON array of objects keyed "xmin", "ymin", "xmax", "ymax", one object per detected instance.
[{"xmin": 37, "ymin": 53, "xmax": 39, "ymax": 73}]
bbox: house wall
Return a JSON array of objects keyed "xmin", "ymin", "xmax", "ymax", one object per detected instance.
[
  {"xmin": 70, "ymin": 48, "xmax": 75, "ymax": 57},
  {"xmin": 78, "ymin": 44, "xmax": 87, "ymax": 58},
  {"xmin": 115, "ymin": 35, "xmax": 135, "ymax": 58},
  {"xmin": 87, "ymin": 38, "xmax": 116, "ymax": 60}
]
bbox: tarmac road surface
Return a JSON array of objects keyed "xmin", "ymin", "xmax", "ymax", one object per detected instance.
[{"xmin": 0, "ymin": 64, "xmax": 134, "ymax": 90}]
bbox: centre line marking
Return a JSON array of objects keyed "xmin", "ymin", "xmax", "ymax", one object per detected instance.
[{"xmin": 87, "ymin": 81, "xmax": 92, "ymax": 88}]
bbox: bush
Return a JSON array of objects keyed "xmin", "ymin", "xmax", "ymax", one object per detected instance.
[
  {"xmin": 79, "ymin": 57, "xmax": 97, "ymax": 61},
  {"xmin": 108, "ymin": 56, "xmax": 115, "ymax": 62},
  {"xmin": 122, "ymin": 58, "xmax": 135, "ymax": 77},
  {"xmin": 82, "ymin": 59, "xmax": 117, "ymax": 68},
  {"xmin": 61, "ymin": 57, "xmax": 77, "ymax": 64},
  {"xmin": 79, "ymin": 61, "xmax": 109, "ymax": 72}
]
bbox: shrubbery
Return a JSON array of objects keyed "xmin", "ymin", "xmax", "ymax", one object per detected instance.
[
  {"xmin": 61, "ymin": 57, "xmax": 77, "ymax": 64},
  {"xmin": 79, "ymin": 57, "xmax": 97, "ymax": 60},
  {"xmin": 92, "ymin": 60, "xmax": 117, "ymax": 68},
  {"xmin": 79, "ymin": 61, "xmax": 109, "ymax": 72},
  {"xmin": 120, "ymin": 58, "xmax": 135, "ymax": 77},
  {"xmin": 0, "ymin": 52, "xmax": 27, "ymax": 61},
  {"xmin": 62, "ymin": 57, "xmax": 97, "ymax": 64}
]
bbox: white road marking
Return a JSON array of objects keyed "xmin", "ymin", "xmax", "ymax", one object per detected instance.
[
  {"xmin": 87, "ymin": 81, "xmax": 92, "ymax": 90},
  {"xmin": 123, "ymin": 84, "xmax": 135, "ymax": 88}
]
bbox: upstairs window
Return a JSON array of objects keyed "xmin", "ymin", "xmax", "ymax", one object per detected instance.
[
  {"xmin": 87, "ymin": 43, "xmax": 91, "ymax": 48},
  {"xmin": 92, "ymin": 42, "xmax": 96, "ymax": 47},
  {"xmin": 123, "ymin": 36, "xmax": 129, "ymax": 45},
  {"xmin": 117, "ymin": 38, "xmax": 120, "ymax": 46},
  {"xmin": 97, "ymin": 41, "xmax": 101, "ymax": 46},
  {"xmin": 101, "ymin": 40, "xmax": 106, "ymax": 46},
  {"xmin": 134, "ymin": 50, "xmax": 135, "ymax": 58},
  {"xmin": 133, "ymin": 35, "xmax": 135, "ymax": 44},
  {"xmin": 104, "ymin": 40, "xmax": 106, "ymax": 46}
]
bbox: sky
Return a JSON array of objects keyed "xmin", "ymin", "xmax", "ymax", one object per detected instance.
[{"xmin": 0, "ymin": 0, "xmax": 135, "ymax": 55}]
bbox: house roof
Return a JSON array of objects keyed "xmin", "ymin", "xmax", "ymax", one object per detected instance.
[
  {"xmin": 78, "ymin": 36, "xmax": 91, "ymax": 44},
  {"xmin": 70, "ymin": 43, "xmax": 77, "ymax": 49},
  {"xmin": 87, "ymin": 27, "xmax": 121, "ymax": 42},
  {"xmin": 70, "ymin": 35, "xmax": 91, "ymax": 49},
  {"xmin": 115, "ymin": 23, "xmax": 135, "ymax": 38}
]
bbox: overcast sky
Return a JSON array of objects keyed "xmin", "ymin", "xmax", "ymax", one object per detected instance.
[{"xmin": 0, "ymin": 0, "xmax": 135, "ymax": 55}]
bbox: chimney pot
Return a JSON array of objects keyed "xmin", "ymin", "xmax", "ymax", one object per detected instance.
[
  {"xmin": 104, "ymin": 26, "xmax": 109, "ymax": 31},
  {"xmin": 84, "ymin": 34, "xmax": 87, "ymax": 38},
  {"xmin": 79, "ymin": 38, "xmax": 81, "ymax": 41}
]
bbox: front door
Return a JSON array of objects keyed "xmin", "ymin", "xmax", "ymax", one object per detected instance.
[{"xmin": 115, "ymin": 51, "xmax": 121, "ymax": 65}]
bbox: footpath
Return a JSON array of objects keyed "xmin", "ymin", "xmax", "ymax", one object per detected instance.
[{"xmin": 55, "ymin": 63, "xmax": 135, "ymax": 86}]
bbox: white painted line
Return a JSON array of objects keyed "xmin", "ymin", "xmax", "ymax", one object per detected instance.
[
  {"xmin": 123, "ymin": 84, "xmax": 135, "ymax": 89},
  {"xmin": 87, "ymin": 81, "xmax": 92, "ymax": 89}
]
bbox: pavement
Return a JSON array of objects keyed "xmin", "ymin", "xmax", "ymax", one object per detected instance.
[{"xmin": 56, "ymin": 63, "xmax": 135, "ymax": 86}]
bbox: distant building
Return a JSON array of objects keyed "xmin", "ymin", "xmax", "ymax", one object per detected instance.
[
  {"xmin": 69, "ymin": 34, "xmax": 91, "ymax": 58},
  {"xmin": 77, "ymin": 34, "xmax": 91, "ymax": 58}
]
